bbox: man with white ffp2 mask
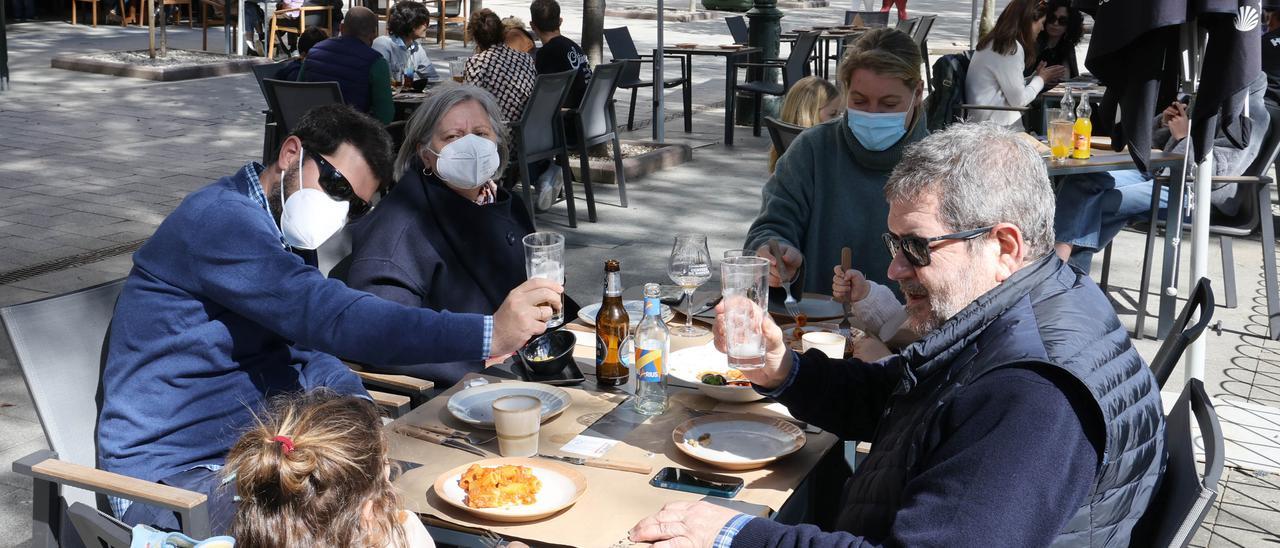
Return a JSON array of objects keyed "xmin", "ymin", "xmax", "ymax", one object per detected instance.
[{"xmin": 99, "ymin": 105, "xmax": 562, "ymax": 534}]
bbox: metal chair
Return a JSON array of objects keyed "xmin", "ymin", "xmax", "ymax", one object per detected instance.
[
  {"xmin": 67, "ymin": 502, "xmax": 132, "ymax": 548},
  {"xmin": 267, "ymin": 4, "xmax": 334, "ymax": 59},
  {"xmin": 251, "ymin": 61, "xmax": 290, "ymax": 163},
  {"xmin": 913, "ymin": 15, "xmax": 937, "ymax": 91},
  {"xmin": 1129, "ymin": 378, "xmax": 1224, "ymax": 547},
  {"xmin": 726, "ymin": 15, "xmax": 749, "ymax": 44},
  {"xmin": 732, "ymin": 30, "xmax": 820, "ymax": 140},
  {"xmin": 2, "ymin": 280, "xmax": 216, "ymax": 543},
  {"xmin": 894, "ymin": 17, "xmax": 918, "ymax": 35},
  {"xmin": 566, "ymin": 62, "xmax": 627, "ymax": 223},
  {"xmin": 1146, "ymin": 278, "xmax": 1214, "ymax": 389},
  {"xmin": 764, "ymin": 116, "xmax": 804, "ymax": 158},
  {"xmin": 604, "ymin": 26, "xmax": 691, "ymax": 132},
  {"xmin": 434, "ymin": 0, "xmax": 467, "ymax": 49},
  {"xmin": 262, "ymin": 79, "xmax": 344, "ymax": 137},
  {"xmin": 512, "ymin": 70, "xmax": 579, "ymax": 227},
  {"xmin": 845, "ymin": 10, "xmax": 889, "ymax": 27}
]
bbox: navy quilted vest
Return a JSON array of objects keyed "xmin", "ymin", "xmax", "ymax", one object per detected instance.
[
  {"xmin": 837, "ymin": 256, "xmax": 1165, "ymax": 547},
  {"xmin": 302, "ymin": 36, "xmax": 381, "ymax": 114}
]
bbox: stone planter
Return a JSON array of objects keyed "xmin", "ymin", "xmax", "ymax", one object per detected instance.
[
  {"xmin": 568, "ymin": 140, "xmax": 693, "ymax": 185},
  {"xmin": 52, "ymin": 49, "xmax": 272, "ymax": 81}
]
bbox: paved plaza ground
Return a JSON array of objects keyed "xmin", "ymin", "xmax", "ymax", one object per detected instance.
[{"xmin": 2, "ymin": 1, "xmax": 1280, "ymax": 545}]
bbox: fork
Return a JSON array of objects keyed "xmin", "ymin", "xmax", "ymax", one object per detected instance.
[
  {"xmin": 768, "ymin": 239, "xmax": 802, "ymax": 320},
  {"xmin": 422, "ymin": 424, "xmax": 496, "ymax": 446},
  {"xmin": 479, "ymin": 530, "xmax": 508, "ymax": 548}
]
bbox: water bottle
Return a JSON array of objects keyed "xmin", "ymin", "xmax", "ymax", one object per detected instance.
[
  {"xmin": 1059, "ymin": 87, "xmax": 1076, "ymax": 123},
  {"xmin": 633, "ymin": 283, "xmax": 670, "ymax": 415}
]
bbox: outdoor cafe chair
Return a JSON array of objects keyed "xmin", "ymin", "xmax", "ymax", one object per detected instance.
[
  {"xmin": 267, "ymin": 3, "xmax": 335, "ymax": 59},
  {"xmin": 1145, "ymin": 278, "xmax": 1214, "ymax": 390},
  {"xmin": 894, "ymin": 17, "xmax": 918, "ymax": 36},
  {"xmin": 913, "ymin": 15, "xmax": 937, "ymax": 91},
  {"xmin": 251, "ymin": 60, "xmax": 289, "ymax": 162},
  {"xmin": 726, "ymin": 15, "xmax": 749, "ymax": 44},
  {"xmin": 433, "ymin": 0, "xmax": 468, "ymax": 49},
  {"xmin": 67, "ymin": 501, "xmax": 132, "ymax": 548},
  {"xmin": 140, "ymin": 0, "xmax": 194, "ymax": 28},
  {"xmin": 731, "ymin": 30, "xmax": 820, "ymax": 141},
  {"xmin": 1099, "ymin": 104, "xmax": 1280, "ymax": 338},
  {"xmin": 565, "ymin": 61, "xmax": 627, "ymax": 223},
  {"xmin": 844, "ymin": 10, "xmax": 889, "ymax": 27},
  {"xmin": 764, "ymin": 116, "xmax": 804, "ymax": 158},
  {"xmin": 512, "ymin": 69, "xmax": 579, "ymax": 227},
  {"xmin": 603, "ymin": 26, "xmax": 691, "ymax": 132},
  {"xmin": 200, "ymin": 0, "xmax": 262, "ymax": 53},
  {"xmin": 71, "ymin": 0, "xmax": 132, "ymax": 27},
  {"xmin": 1129, "ymin": 378, "xmax": 1224, "ymax": 547},
  {"xmin": 262, "ymin": 78, "xmax": 343, "ymax": 137}
]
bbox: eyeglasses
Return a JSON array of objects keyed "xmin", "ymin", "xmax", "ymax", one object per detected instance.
[
  {"xmin": 1046, "ymin": 14, "xmax": 1069, "ymax": 25},
  {"xmin": 307, "ymin": 151, "xmax": 372, "ymax": 219},
  {"xmin": 882, "ymin": 226, "xmax": 996, "ymax": 267}
]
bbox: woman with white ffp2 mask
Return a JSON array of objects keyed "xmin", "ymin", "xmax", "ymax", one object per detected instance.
[{"xmin": 344, "ymin": 86, "xmax": 560, "ymax": 386}]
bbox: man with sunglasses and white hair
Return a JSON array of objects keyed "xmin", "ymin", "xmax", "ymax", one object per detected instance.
[
  {"xmin": 98, "ymin": 105, "xmax": 561, "ymax": 533},
  {"xmin": 630, "ymin": 122, "xmax": 1166, "ymax": 547}
]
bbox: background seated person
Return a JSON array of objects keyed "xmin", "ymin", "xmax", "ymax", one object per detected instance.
[
  {"xmin": 1054, "ymin": 71, "xmax": 1270, "ymax": 273},
  {"xmin": 347, "ymin": 86, "xmax": 571, "ymax": 385},
  {"xmin": 1025, "ymin": 0, "xmax": 1083, "ymax": 80},
  {"xmin": 768, "ymin": 76, "xmax": 841, "ymax": 173},
  {"xmin": 965, "ymin": 0, "xmax": 1065, "ymax": 128},
  {"xmin": 99, "ymin": 105, "xmax": 560, "ymax": 533},
  {"xmin": 503, "ymin": 16, "xmax": 537, "ymax": 54},
  {"xmin": 276, "ymin": 26, "xmax": 329, "ymax": 81},
  {"xmin": 225, "ymin": 390, "xmax": 436, "ymax": 547},
  {"xmin": 530, "ymin": 0, "xmax": 592, "ymax": 110},
  {"xmin": 463, "ymin": 8, "xmax": 537, "ymax": 122},
  {"xmin": 631, "ymin": 122, "xmax": 1165, "ymax": 548},
  {"xmin": 300, "ymin": 7, "xmax": 394, "ymax": 124},
  {"xmin": 745, "ymin": 28, "xmax": 927, "ymax": 296},
  {"xmin": 373, "ymin": 1, "xmax": 440, "ymax": 88}
]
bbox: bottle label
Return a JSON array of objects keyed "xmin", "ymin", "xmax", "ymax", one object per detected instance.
[
  {"xmin": 1072, "ymin": 132, "xmax": 1091, "ymax": 158},
  {"xmin": 644, "ymin": 297, "xmax": 661, "ymax": 317},
  {"xmin": 636, "ymin": 348, "xmax": 663, "ymax": 382}
]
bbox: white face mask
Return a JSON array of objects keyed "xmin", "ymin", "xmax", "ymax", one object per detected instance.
[
  {"xmin": 279, "ymin": 147, "xmax": 350, "ymax": 250},
  {"xmin": 427, "ymin": 134, "xmax": 501, "ymax": 190}
]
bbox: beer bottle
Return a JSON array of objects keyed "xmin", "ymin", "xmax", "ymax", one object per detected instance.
[
  {"xmin": 596, "ymin": 260, "xmax": 629, "ymax": 387},
  {"xmin": 633, "ymin": 283, "xmax": 669, "ymax": 415}
]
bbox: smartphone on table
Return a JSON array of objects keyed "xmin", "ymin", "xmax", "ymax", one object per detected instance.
[{"xmin": 650, "ymin": 467, "xmax": 744, "ymax": 499}]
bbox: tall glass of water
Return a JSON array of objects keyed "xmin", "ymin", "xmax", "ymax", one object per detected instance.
[
  {"xmin": 668, "ymin": 234, "xmax": 712, "ymax": 337},
  {"xmin": 523, "ymin": 232, "xmax": 565, "ymax": 328},
  {"xmin": 721, "ymin": 256, "xmax": 769, "ymax": 370}
]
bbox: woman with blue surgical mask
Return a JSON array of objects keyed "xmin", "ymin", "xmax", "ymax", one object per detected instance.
[
  {"xmin": 344, "ymin": 86, "xmax": 566, "ymax": 386},
  {"xmin": 745, "ymin": 27, "xmax": 928, "ymax": 304}
]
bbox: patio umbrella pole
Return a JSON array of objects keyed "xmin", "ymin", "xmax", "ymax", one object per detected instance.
[
  {"xmin": 236, "ymin": 0, "xmax": 247, "ymax": 55},
  {"xmin": 654, "ymin": 0, "xmax": 666, "ymax": 142},
  {"xmin": 969, "ymin": 0, "xmax": 979, "ymax": 51},
  {"xmin": 1182, "ymin": 20, "xmax": 1209, "ymax": 382}
]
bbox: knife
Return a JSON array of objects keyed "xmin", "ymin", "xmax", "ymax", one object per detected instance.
[
  {"xmin": 396, "ymin": 425, "xmax": 488, "ymax": 457},
  {"xmin": 536, "ymin": 453, "xmax": 653, "ymax": 475},
  {"xmin": 838, "ymin": 247, "xmax": 853, "ymax": 341}
]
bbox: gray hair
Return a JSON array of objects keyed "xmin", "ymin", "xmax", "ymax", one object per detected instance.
[
  {"xmin": 394, "ymin": 84, "xmax": 510, "ymax": 180},
  {"xmin": 884, "ymin": 122, "xmax": 1056, "ymax": 258}
]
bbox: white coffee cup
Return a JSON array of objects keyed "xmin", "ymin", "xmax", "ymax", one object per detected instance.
[
  {"xmin": 801, "ymin": 331, "xmax": 846, "ymax": 359},
  {"xmin": 492, "ymin": 395, "xmax": 541, "ymax": 457}
]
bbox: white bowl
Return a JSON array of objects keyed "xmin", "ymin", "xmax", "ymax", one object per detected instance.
[{"xmin": 668, "ymin": 344, "xmax": 765, "ymax": 403}]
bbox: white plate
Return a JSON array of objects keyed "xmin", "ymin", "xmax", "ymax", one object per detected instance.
[
  {"xmin": 769, "ymin": 293, "xmax": 845, "ymax": 321},
  {"xmin": 446, "ymin": 382, "xmax": 571, "ymax": 429},
  {"xmin": 668, "ymin": 343, "xmax": 765, "ymax": 403},
  {"xmin": 578, "ymin": 300, "xmax": 674, "ymax": 328},
  {"xmin": 433, "ymin": 457, "xmax": 587, "ymax": 523},
  {"xmin": 673, "ymin": 413, "xmax": 806, "ymax": 470}
]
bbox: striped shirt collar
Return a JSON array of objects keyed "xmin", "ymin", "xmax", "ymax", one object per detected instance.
[{"xmin": 240, "ymin": 162, "xmax": 286, "ymax": 247}]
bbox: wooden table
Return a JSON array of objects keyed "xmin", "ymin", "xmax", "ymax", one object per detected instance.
[
  {"xmin": 658, "ymin": 45, "xmax": 762, "ymax": 146},
  {"xmin": 386, "ymin": 316, "xmax": 839, "ymax": 546}
]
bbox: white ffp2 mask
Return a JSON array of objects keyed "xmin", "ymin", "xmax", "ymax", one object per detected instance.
[
  {"xmin": 428, "ymin": 134, "xmax": 501, "ymax": 190},
  {"xmin": 279, "ymin": 147, "xmax": 350, "ymax": 250}
]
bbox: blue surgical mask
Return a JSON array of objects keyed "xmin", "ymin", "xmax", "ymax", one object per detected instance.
[{"xmin": 847, "ymin": 101, "xmax": 914, "ymax": 151}]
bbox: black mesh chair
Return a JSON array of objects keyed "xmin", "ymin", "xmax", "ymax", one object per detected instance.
[
  {"xmin": 1129, "ymin": 378, "xmax": 1224, "ymax": 548},
  {"xmin": 726, "ymin": 15, "xmax": 749, "ymax": 44},
  {"xmin": 566, "ymin": 62, "xmax": 627, "ymax": 223},
  {"xmin": 262, "ymin": 79, "xmax": 344, "ymax": 137},
  {"xmin": 764, "ymin": 116, "xmax": 804, "ymax": 158},
  {"xmin": 894, "ymin": 17, "xmax": 918, "ymax": 35},
  {"xmin": 604, "ymin": 27, "xmax": 691, "ymax": 132},
  {"xmin": 732, "ymin": 30, "xmax": 820, "ymax": 141},
  {"xmin": 252, "ymin": 61, "xmax": 290, "ymax": 163},
  {"xmin": 913, "ymin": 15, "xmax": 937, "ymax": 91},
  {"xmin": 512, "ymin": 70, "xmax": 579, "ymax": 227},
  {"xmin": 1147, "ymin": 278, "xmax": 1214, "ymax": 389},
  {"xmin": 67, "ymin": 502, "xmax": 131, "ymax": 548},
  {"xmin": 845, "ymin": 10, "xmax": 889, "ymax": 27}
]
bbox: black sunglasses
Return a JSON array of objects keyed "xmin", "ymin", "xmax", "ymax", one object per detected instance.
[
  {"xmin": 882, "ymin": 226, "xmax": 996, "ymax": 267},
  {"xmin": 307, "ymin": 150, "xmax": 372, "ymax": 219},
  {"xmin": 1046, "ymin": 14, "xmax": 1069, "ymax": 25}
]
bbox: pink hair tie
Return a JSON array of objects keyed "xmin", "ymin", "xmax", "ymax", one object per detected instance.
[{"xmin": 272, "ymin": 435, "xmax": 295, "ymax": 454}]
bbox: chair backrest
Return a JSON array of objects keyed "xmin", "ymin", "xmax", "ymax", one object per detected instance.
[
  {"xmin": 1, "ymin": 279, "xmax": 126, "ymax": 508},
  {"xmin": 68, "ymin": 502, "xmax": 131, "ymax": 548},
  {"xmin": 262, "ymin": 78, "xmax": 344, "ymax": 136},
  {"xmin": 517, "ymin": 70, "xmax": 576, "ymax": 156},
  {"xmin": 912, "ymin": 14, "xmax": 936, "ymax": 46},
  {"xmin": 1214, "ymin": 104, "xmax": 1280, "ymax": 232},
  {"xmin": 726, "ymin": 15, "xmax": 749, "ymax": 44},
  {"xmin": 925, "ymin": 51, "xmax": 972, "ymax": 132},
  {"xmin": 604, "ymin": 27, "xmax": 642, "ymax": 85},
  {"xmin": 1149, "ymin": 277, "xmax": 1214, "ymax": 389},
  {"xmin": 574, "ymin": 62, "xmax": 625, "ymax": 142},
  {"xmin": 764, "ymin": 116, "xmax": 804, "ymax": 156},
  {"xmin": 845, "ymin": 10, "xmax": 889, "ymax": 27},
  {"xmin": 1129, "ymin": 378, "xmax": 1224, "ymax": 548},
  {"xmin": 895, "ymin": 17, "xmax": 918, "ymax": 35},
  {"xmin": 785, "ymin": 31, "xmax": 822, "ymax": 89},
  {"xmin": 251, "ymin": 60, "xmax": 290, "ymax": 102}
]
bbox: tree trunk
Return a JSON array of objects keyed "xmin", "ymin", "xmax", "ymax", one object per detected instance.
[
  {"xmin": 582, "ymin": 0, "xmax": 605, "ymax": 66},
  {"xmin": 148, "ymin": 0, "xmax": 156, "ymax": 58}
]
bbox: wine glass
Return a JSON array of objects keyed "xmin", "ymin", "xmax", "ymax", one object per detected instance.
[{"xmin": 668, "ymin": 234, "xmax": 712, "ymax": 337}]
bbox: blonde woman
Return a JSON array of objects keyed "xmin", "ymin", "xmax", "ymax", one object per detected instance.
[
  {"xmin": 768, "ymin": 76, "xmax": 842, "ymax": 172},
  {"xmin": 224, "ymin": 390, "xmax": 435, "ymax": 547}
]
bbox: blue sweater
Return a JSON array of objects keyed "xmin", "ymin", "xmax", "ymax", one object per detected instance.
[{"xmin": 98, "ymin": 164, "xmax": 487, "ymax": 484}]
